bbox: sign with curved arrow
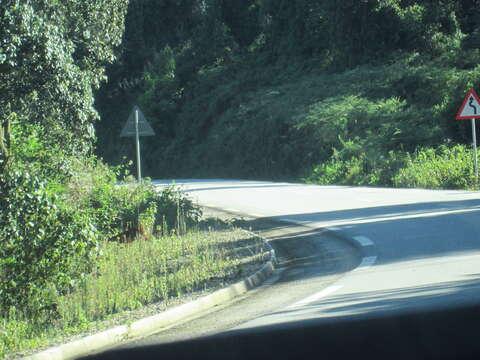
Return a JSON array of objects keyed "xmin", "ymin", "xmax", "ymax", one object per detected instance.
[{"xmin": 456, "ymin": 89, "xmax": 479, "ymax": 180}]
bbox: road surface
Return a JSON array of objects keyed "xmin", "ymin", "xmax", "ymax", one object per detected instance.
[{"xmin": 124, "ymin": 179, "xmax": 480, "ymax": 346}]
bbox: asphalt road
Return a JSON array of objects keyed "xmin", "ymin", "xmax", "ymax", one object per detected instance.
[{"xmin": 125, "ymin": 179, "xmax": 480, "ymax": 346}]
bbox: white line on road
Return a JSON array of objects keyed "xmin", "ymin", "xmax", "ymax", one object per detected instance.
[
  {"xmin": 286, "ymin": 285, "xmax": 343, "ymax": 309},
  {"xmin": 310, "ymin": 207, "xmax": 480, "ymax": 228},
  {"xmin": 353, "ymin": 235, "xmax": 374, "ymax": 247},
  {"xmin": 354, "ymin": 256, "xmax": 377, "ymax": 271},
  {"xmin": 278, "ymin": 218, "xmax": 306, "ymax": 225},
  {"xmin": 327, "ymin": 226, "xmax": 341, "ymax": 231}
]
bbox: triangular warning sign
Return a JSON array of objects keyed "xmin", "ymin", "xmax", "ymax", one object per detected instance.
[
  {"xmin": 456, "ymin": 89, "xmax": 480, "ymax": 120},
  {"xmin": 120, "ymin": 105, "xmax": 155, "ymax": 137}
]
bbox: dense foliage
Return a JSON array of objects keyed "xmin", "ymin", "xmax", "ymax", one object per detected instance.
[
  {"xmin": 0, "ymin": 1, "xmax": 203, "ymax": 325},
  {"xmin": 0, "ymin": 171, "xmax": 99, "ymax": 316},
  {"xmin": 95, "ymin": 0, "xmax": 480, "ymax": 187},
  {"xmin": 2, "ymin": 0, "xmax": 479, "ymax": 357},
  {"xmin": 0, "ymin": 0, "xmax": 129, "ymax": 163}
]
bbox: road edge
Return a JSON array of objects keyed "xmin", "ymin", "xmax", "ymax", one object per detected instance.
[
  {"xmin": 22, "ymin": 239, "xmax": 276, "ymax": 360},
  {"xmin": 278, "ymin": 220, "xmax": 378, "ymax": 271}
]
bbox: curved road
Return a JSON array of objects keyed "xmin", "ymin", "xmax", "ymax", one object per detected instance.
[{"xmin": 126, "ymin": 179, "xmax": 480, "ymax": 346}]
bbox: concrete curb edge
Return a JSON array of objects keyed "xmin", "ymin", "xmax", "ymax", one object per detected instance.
[{"xmin": 23, "ymin": 237, "xmax": 276, "ymax": 360}]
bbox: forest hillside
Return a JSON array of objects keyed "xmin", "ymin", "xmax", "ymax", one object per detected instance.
[{"xmin": 96, "ymin": 0, "xmax": 480, "ymax": 188}]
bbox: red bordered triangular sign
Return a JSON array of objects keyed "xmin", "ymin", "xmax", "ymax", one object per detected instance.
[{"xmin": 456, "ymin": 89, "xmax": 480, "ymax": 120}]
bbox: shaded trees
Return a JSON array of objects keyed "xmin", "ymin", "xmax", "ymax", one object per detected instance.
[
  {"xmin": 95, "ymin": 0, "xmax": 480, "ymax": 180},
  {"xmin": 0, "ymin": 0, "xmax": 128, "ymax": 170}
]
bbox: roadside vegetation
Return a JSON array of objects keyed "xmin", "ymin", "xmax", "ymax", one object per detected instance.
[
  {"xmin": 0, "ymin": 2, "xmax": 268, "ymax": 359},
  {"xmin": 96, "ymin": 1, "xmax": 480, "ymax": 190},
  {"xmin": 2, "ymin": 1, "xmax": 479, "ymax": 357},
  {"xmin": 2, "ymin": 227, "xmax": 268, "ymax": 359}
]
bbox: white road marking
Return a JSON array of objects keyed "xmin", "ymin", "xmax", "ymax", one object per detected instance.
[
  {"xmin": 285, "ymin": 254, "xmax": 377, "ymax": 310},
  {"xmin": 309, "ymin": 207, "xmax": 480, "ymax": 228},
  {"xmin": 327, "ymin": 226, "xmax": 341, "ymax": 231},
  {"xmin": 286, "ymin": 285, "xmax": 343, "ymax": 309},
  {"xmin": 354, "ymin": 235, "xmax": 374, "ymax": 247},
  {"xmin": 357, "ymin": 198, "xmax": 376, "ymax": 203},
  {"xmin": 354, "ymin": 256, "xmax": 377, "ymax": 271},
  {"xmin": 278, "ymin": 218, "xmax": 306, "ymax": 225}
]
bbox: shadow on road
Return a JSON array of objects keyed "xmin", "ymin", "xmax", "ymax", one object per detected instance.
[
  {"xmin": 269, "ymin": 199, "xmax": 480, "ymax": 225},
  {"xmin": 241, "ymin": 198, "xmax": 480, "ymax": 266},
  {"xmin": 265, "ymin": 276, "xmax": 480, "ymax": 322}
]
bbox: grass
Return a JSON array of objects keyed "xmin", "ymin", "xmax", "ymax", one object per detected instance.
[{"xmin": 1, "ymin": 228, "xmax": 268, "ymax": 359}]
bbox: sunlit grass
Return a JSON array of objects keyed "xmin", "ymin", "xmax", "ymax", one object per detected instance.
[{"xmin": 1, "ymin": 229, "xmax": 267, "ymax": 359}]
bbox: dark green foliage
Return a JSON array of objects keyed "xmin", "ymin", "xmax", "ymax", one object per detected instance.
[
  {"xmin": 0, "ymin": 1, "xmax": 208, "ymax": 353},
  {"xmin": 0, "ymin": 0, "xmax": 128, "ymax": 157},
  {"xmin": 0, "ymin": 171, "xmax": 99, "ymax": 316},
  {"xmin": 218, "ymin": 0, "xmax": 261, "ymax": 48},
  {"xmin": 130, "ymin": 54, "xmax": 478, "ymax": 182},
  {"xmin": 0, "ymin": 0, "xmax": 131, "ymax": 324},
  {"xmin": 10, "ymin": 123, "xmax": 76, "ymax": 187},
  {"xmin": 305, "ymin": 148, "xmax": 410, "ymax": 187},
  {"xmin": 94, "ymin": 0, "xmax": 480, "ymax": 186},
  {"xmin": 0, "ymin": 154, "xmax": 201, "ymax": 318}
]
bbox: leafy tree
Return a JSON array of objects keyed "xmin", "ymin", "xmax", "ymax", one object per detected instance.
[
  {"xmin": 218, "ymin": 0, "xmax": 261, "ymax": 49},
  {"xmin": 0, "ymin": 0, "xmax": 128, "ymax": 170},
  {"xmin": 93, "ymin": 0, "xmax": 480, "ymax": 181}
]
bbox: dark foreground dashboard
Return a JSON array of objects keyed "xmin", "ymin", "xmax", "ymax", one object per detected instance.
[{"xmin": 81, "ymin": 304, "xmax": 480, "ymax": 360}]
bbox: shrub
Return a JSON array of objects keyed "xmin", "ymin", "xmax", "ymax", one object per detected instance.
[
  {"xmin": 0, "ymin": 170, "xmax": 99, "ymax": 316},
  {"xmin": 86, "ymin": 181, "xmax": 202, "ymax": 239},
  {"xmin": 64, "ymin": 161, "xmax": 202, "ymax": 240},
  {"xmin": 153, "ymin": 184, "xmax": 202, "ymax": 235},
  {"xmin": 305, "ymin": 145, "xmax": 409, "ymax": 187},
  {"xmin": 393, "ymin": 145, "xmax": 476, "ymax": 189}
]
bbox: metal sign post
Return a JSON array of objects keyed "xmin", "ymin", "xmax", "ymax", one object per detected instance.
[
  {"xmin": 135, "ymin": 108, "xmax": 142, "ymax": 182},
  {"xmin": 120, "ymin": 105, "xmax": 155, "ymax": 183},
  {"xmin": 472, "ymin": 118, "xmax": 478, "ymax": 180},
  {"xmin": 456, "ymin": 89, "xmax": 480, "ymax": 183}
]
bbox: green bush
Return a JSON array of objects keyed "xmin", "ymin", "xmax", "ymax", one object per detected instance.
[
  {"xmin": 10, "ymin": 123, "xmax": 76, "ymax": 192},
  {"xmin": 86, "ymin": 181, "xmax": 201, "ymax": 239},
  {"xmin": 153, "ymin": 184, "xmax": 202, "ymax": 235},
  {"xmin": 306, "ymin": 144, "xmax": 476, "ymax": 190},
  {"xmin": 0, "ymin": 154, "xmax": 201, "ymax": 329},
  {"xmin": 393, "ymin": 145, "xmax": 476, "ymax": 189},
  {"xmin": 0, "ymin": 171, "xmax": 99, "ymax": 316},
  {"xmin": 305, "ymin": 141, "xmax": 409, "ymax": 187},
  {"xmin": 63, "ymin": 160, "xmax": 202, "ymax": 239}
]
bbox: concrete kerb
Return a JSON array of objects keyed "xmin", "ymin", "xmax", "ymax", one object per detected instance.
[{"xmin": 23, "ymin": 236, "xmax": 276, "ymax": 360}]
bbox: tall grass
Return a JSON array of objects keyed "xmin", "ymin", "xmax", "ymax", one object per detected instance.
[{"xmin": 1, "ymin": 229, "xmax": 267, "ymax": 359}]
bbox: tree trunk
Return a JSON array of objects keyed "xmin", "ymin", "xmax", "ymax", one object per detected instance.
[{"xmin": 0, "ymin": 117, "xmax": 11, "ymax": 171}]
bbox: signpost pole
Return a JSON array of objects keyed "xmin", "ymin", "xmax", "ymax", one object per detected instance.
[
  {"xmin": 135, "ymin": 108, "xmax": 142, "ymax": 182},
  {"xmin": 472, "ymin": 118, "xmax": 478, "ymax": 181},
  {"xmin": 456, "ymin": 89, "xmax": 480, "ymax": 185},
  {"xmin": 120, "ymin": 105, "xmax": 154, "ymax": 180}
]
